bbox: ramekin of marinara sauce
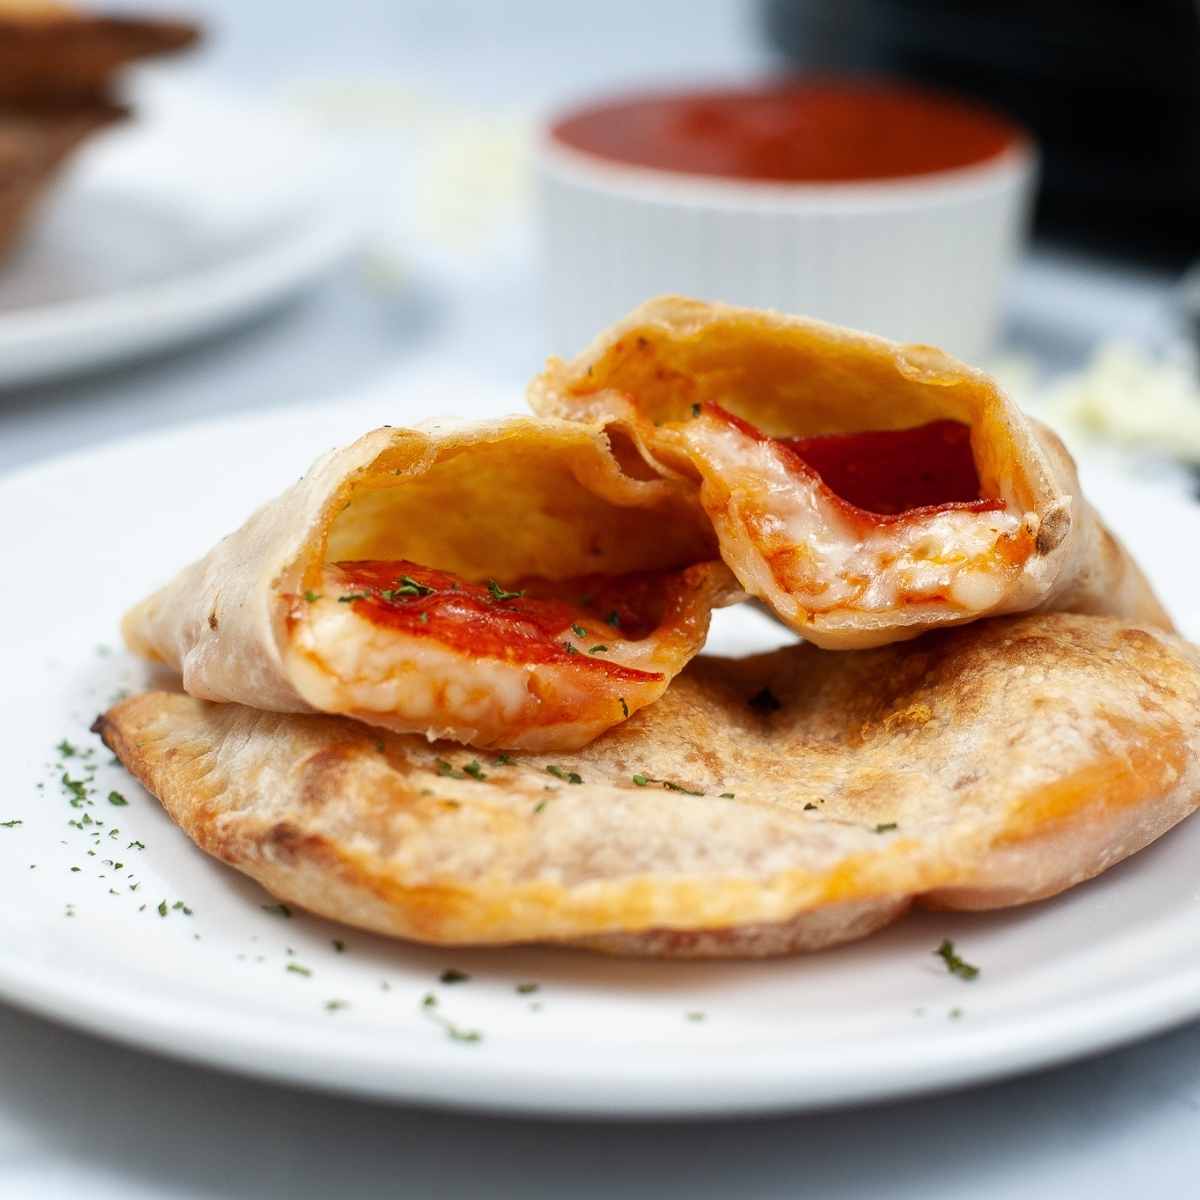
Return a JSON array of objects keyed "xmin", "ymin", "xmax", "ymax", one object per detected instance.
[{"xmin": 537, "ymin": 79, "xmax": 1034, "ymax": 362}]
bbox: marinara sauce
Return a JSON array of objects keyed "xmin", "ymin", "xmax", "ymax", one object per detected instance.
[
  {"xmin": 551, "ymin": 81, "xmax": 1020, "ymax": 183},
  {"xmin": 332, "ymin": 560, "xmax": 665, "ymax": 682},
  {"xmin": 705, "ymin": 404, "xmax": 1002, "ymax": 523}
]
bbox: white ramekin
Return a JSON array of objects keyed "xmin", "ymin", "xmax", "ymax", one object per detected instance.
[{"xmin": 535, "ymin": 113, "xmax": 1036, "ymax": 362}]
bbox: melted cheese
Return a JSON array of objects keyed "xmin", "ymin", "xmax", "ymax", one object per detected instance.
[
  {"xmin": 283, "ymin": 564, "xmax": 701, "ymax": 751},
  {"xmin": 684, "ymin": 415, "xmax": 1025, "ymax": 619}
]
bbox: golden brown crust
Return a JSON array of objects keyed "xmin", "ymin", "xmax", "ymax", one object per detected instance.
[
  {"xmin": 96, "ymin": 613, "xmax": 1200, "ymax": 958},
  {"xmin": 528, "ymin": 296, "xmax": 1172, "ymax": 647}
]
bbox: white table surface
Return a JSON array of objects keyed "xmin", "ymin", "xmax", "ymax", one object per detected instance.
[{"xmin": 2, "ymin": 3, "xmax": 1196, "ymax": 1196}]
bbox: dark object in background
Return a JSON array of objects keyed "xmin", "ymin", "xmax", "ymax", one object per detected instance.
[{"xmin": 763, "ymin": 0, "xmax": 1200, "ymax": 266}]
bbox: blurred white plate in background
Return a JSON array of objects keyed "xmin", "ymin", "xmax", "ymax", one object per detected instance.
[
  {"xmin": 2, "ymin": 366, "xmax": 1200, "ymax": 1118},
  {"xmin": 0, "ymin": 76, "xmax": 355, "ymax": 389}
]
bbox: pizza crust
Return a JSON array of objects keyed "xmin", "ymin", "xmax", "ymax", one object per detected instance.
[{"xmin": 96, "ymin": 613, "xmax": 1200, "ymax": 957}]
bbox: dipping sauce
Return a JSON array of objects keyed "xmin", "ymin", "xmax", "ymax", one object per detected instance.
[{"xmin": 551, "ymin": 81, "xmax": 1021, "ymax": 183}]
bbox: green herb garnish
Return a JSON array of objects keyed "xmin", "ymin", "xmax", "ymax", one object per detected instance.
[
  {"xmin": 107, "ymin": 791, "xmax": 128, "ymax": 807},
  {"xmin": 606, "ymin": 610, "xmax": 621, "ymax": 628},
  {"xmin": 157, "ymin": 900, "xmax": 168, "ymax": 917},
  {"xmin": 383, "ymin": 575, "xmax": 435, "ymax": 601},
  {"xmin": 325, "ymin": 999, "xmax": 349, "ymax": 1012},
  {"xmin": 562, "ymin": 641, "xmax": 578, "ymax": 655},
  {"xmin": 719, "ymin": 792, "xmax": 735, "ymax": 799},
  {"xmin": 495, "ymin": 753, "xmax": 514, "ymax": 766},
  {"xmin": 261, "ymin": 903, "xmax": 292, "ymax": 918},
  {"xmin": 462, "ymin": 760, "xmax": 487, "ymax": 781},
  {"xmin": 570, "ymin": 623, "xmax": 587, "ymax": 638},
  {"xmin": 61, "ymin": 773, "xmax": 89, "ymax": 806},
  {"xmin": 332, "ymin": 939, "xmax": 346, "ymax": 953},
  {"xmin": 435, "ymin": 758, "xmax": 463, "ymax": 779},
  {"xmin": 486, "ymin": 579, "xmax": 524, "ymax": 603},
  {"xmin": 632, "ymin": 774, "xmax": 702, "ymax": 795},
  {"xmin": 686, "ymin": 1011, "xmax": 706, "ymax": 1022},
  {"xmin": 286, "ymin": 963, "xmax": 312, "ymax": 977},
  {"xmin": 419, "ymin": 993, "xmax": 481, "ymax": 1044},
  {"xmin": 690, "ymin": 403, "xmax": 701, "ymax": 417},
  {"xmin": 874, "ymin": 822, "xmax": 898, "ymax": 833},
  {"xmin": 545, "ymin": 765, "xmax": 582, "ymax": 785},
  {"xmin": 440, "ymin": 968, "xmax": 470, "ymax": 984},
  {"xmin": 337, "ymin": 593, "xmax": 368, "ymax": 603},
  {"xmin": 661, "ymin": 779, "xmax": 702, "ymax": 795},
  {"xmin": 515, "ymin": 982, "xmax": 539, "ymax": 995},
  {"xmin": 56, "ymin": 739, "xmax": 78, "ymax": 758},
  {"xmin": 588, "ymin": 645, "xmax": 608, "ymax": 654},
  {"xmin": 934, "ymin": 939, "xmax": 979, "ymax": 981},
  {"xmin": 304, "ymin": 590, "xmax": 322, "ymax": 602},
  {"xmin": 931, "ymin": 940, "xmax": 979, "ymax": 979},
  {"xmin": 0, "ymin": 819, "xmax": 22, "ymax": 828}
]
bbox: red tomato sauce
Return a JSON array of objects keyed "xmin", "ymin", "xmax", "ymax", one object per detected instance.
[
  {"xmin": 551, "ymin": 81, "xmax": 1020, "ymax": 183},
  {"xmin": 332, "ymin": 560, "xmax": 664, "ymax": 683},
  {"xmin": 706, "ymin": 404, "xmax": 1002, "ymax": 523}
]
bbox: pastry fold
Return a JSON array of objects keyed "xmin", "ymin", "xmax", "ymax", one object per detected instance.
[
  {"xmin": 529, "ymin": 296, "xmax": 1171, "ymax": 648},
  {"xmin": 96, "ymin": 613, "xmax": 1200, "ymax": 958},
  {"xmin": 122, "ymin": 417, "xmax": 736, "ymax": 751}
]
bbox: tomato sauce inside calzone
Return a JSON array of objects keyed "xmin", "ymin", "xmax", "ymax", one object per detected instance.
[
  {"xmin": 329, "ymin": 560, "xmax": 662, "ymax": 683},
  {"xmin": 684, "ymin": 405, "xmax": 1032, "ymax": 616},
  {"xmin": 287, "ymin": 557, "xmax": 729, "ymax": 750}
]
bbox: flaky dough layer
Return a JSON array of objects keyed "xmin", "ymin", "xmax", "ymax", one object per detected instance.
[{"xmin": 528, "ymin": 296, "xmax": 1171, "ymax": 648}]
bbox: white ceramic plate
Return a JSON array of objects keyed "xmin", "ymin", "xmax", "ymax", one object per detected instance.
[
  {"xmin": 0, "ymin": 76, "xmax": 354, "ymax": 388},
  {"xmin": 3, "ymin": 366, "xmax": 1200, "ymax": 1118}
]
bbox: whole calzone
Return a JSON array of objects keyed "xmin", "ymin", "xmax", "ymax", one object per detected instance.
[
  {"xmin": 122, "ymin": 417, "xmax": 737, "ymax": 751},
  {"xmin": 529, "ymin": 296, "xmax": 1171, "ymax": 648},
  {"xmin": 96, "ymin": 613, "xmax": 1200, "ymax": 958}
]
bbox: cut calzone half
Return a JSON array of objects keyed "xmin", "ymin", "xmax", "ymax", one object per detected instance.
[
  {"xmin": 122, "ymin": 417, "xmax": 736, "ymax": 751},
  {"xmin": 529, "ymin": 296, "xmax": 1171, "ymax": 649},
  {"xmin": 96, "ymin": 614, "xmax": 1200, "ymax": 958}
]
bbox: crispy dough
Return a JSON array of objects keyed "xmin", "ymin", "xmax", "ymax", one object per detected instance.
[
  {"xmin": 121, "ymin": 417, "xmax": 735, "ymax": 747},
  {"xmin": 528, "ymin": 296, "xmax": 1172, "ymax": 648},
  {"xmin": 96, "ymin": 613, "xmax": 1200, "ymax": 958}
]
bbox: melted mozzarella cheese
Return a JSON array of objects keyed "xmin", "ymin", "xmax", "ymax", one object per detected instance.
[
  {"xmin": 283, "ymin": 566, "xmax": 681, "ymax": 750},
  {"xmin": 685, "ymin": 417, "xmax": 1023, "ymax": 617}
]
